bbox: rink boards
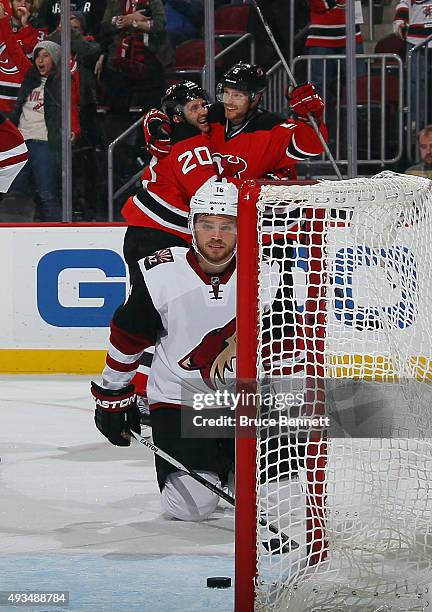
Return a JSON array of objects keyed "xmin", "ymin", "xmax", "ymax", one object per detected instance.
[
  {"xmin": 0, "ymin": 224, "xmax": 429, "ymax": 374},
  {"xmin": 0, "ymin": 225, "xmax": 126, "ymax": 373}
]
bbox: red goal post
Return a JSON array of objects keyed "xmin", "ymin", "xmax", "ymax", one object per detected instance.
[{"xmin": 235, "ymin": 174, "xmax": 432, "ymax": 612}]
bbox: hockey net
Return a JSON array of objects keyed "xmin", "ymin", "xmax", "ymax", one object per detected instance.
[{"xmin": 235, "ymin": 172, "xmax": 432, "ymax": 611}]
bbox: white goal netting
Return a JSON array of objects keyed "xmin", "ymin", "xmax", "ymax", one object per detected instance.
[{"xmin": 250, "ymin": 172, "xmax": 432, "ymax": 611}]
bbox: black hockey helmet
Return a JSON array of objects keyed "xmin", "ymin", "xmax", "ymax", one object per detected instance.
[
  {"xmin": 217, "ymin": 62, "xmax": 267, "ymax": 101},
  {"xmin": 161, "ymin": 81, "xmax": 210, "ymax": 120}
]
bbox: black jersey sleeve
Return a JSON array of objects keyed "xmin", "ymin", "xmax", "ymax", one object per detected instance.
[
  {"xmin": 112, "ymin": 274, "xmax": 163, "ymax": 341},
  {"xmin": 101, "ymin": 273, "xmax": 164, "ymax": 389}
]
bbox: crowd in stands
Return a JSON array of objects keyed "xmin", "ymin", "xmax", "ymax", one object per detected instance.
[
  {"xmin": 0, "ymin": 0, "xmax": 250, "ymax": 221},
  {"xmin": 0, "ymin": 0, "xmax": 430, "ymax": 222}
]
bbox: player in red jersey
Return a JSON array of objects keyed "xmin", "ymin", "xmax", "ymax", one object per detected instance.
[
  {"xmin": 122, "ymin": 80, "xmax": 219, "ymax": 282},
  {"xmin": 121, "ymin": 81, "xmax": 221, "ymax": 408},
  {"xmin": 209, "ymin": 62, "xmax": 327, "ymax": 182},
  {"xmin": 133, "ymin": 70, "xmax": 326, "ymax": 403},
  {"xmin": 144, "ymin": 62, "xmax": 327, "ymax": 183}
]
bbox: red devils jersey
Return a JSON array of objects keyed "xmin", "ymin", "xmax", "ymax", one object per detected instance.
[
  {"xmin": 0, "ymin": 113, "xmax": 28, "ymax": 192},
  {"xmin": 207, "ymin": 103, "xmax": 328, "ymax": 182},
  {"xmin": 306, "ymin": 0, "xmax": 363, "ymax": 48},
  {"xmin": 12, "ymin": 21, "xmax": 46, "ymax": 56},
  {"xmin": 0, "ymin": 19, "xmax": 45, "ymax": 112},
  {"xmin": 123, "ymin": 105, "xmax": 328, "ymax": 239},
  {"xmin": 0, "ymin": 18, "xmax": 45, "ymax": 113},
  {"xmin": 100, "ymin": 247, "xmax": 280, "ymax": 409},
  {"xmin": 122, "ymin": 123, "xmax": 218, "ymax": 241}
]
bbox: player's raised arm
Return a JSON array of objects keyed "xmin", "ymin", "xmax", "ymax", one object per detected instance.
[{"xmin": 283, "ymin": 82, "xmax": 328, "ymax": 161}]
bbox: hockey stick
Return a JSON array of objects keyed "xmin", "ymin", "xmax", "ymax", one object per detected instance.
[
  {"xmin": 130, "ymin": 430, "xmax": 298, "ymax": 552},
  {"xmin": 131, "ymin": 430, "xmax": 235, "ymax": 504},
  {"xmin": 249, "ymin": 0, "xmax": 343, "ymax": 181}
]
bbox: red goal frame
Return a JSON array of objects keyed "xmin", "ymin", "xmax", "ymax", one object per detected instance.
[{"xmin": 235, "ymin": 180, "xmax": 328, "ymax": 611}]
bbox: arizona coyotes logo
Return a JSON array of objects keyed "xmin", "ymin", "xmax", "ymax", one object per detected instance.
[
  {"xmin": 0, "ymin": 44, "xmax": 19, "ymax": 75},
  {"xmin": 144, "ymin": 248, "xmax": 174, "ymax": 270},
  {"xmin": 213, "ymin": 153, "xmax": 247, "ymax": 179},
  {"xmin": 179, "ymin": 318, "xmax": 236, "ymax": 390}
]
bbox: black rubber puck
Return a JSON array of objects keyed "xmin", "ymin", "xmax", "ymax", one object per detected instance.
[
  {"xmin": 206, "ymin": 576, "xmax": 231, "ymax": 588},
  {"xmin": 262, "ymin": 535, "xmax": 299, "ymax": 554}
]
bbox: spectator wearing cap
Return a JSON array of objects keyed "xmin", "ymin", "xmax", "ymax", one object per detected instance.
[{"xmin": 6, "ymin": 40, "xmax": 80, "ymax": 221}]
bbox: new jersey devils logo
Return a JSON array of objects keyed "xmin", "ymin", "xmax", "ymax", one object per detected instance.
[
  {"xmin": 213, "ymin": 154, "xmax": 248, "ymax": 179},
  {"xmin": 0, "ymin": 44, "xmax": 19, "ymax": 75},
  {"xmin": 179, "ymin": 318, "xmax": 236, "ymax": 390}
]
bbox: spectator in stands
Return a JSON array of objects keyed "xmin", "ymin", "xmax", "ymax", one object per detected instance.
[
  {"xmin": 393, "ymin": 0, "xmax": 432, "ymax": 48},
  {"xmin": 393, "ymin": 0, "xmax": 432, "ymax": 129},
  {"xmin": 48, "ymin": 10, "xmax": 103, "ymax": 220},
  {"xmin": 163, "ymin": 0, "xmax": 203, "ymax": 48},
  {"xmin": 37, "ymin": 0, "xmax": 107, "ymax": 36},
  {"xmin": 99, "ymin": 0, "xmax": 171, "ymax": 130},
  {"xmin": 252, "ymin": 0, "xmax": 309, "ymax": 65},
  {"xmin": 405, "ymin": 125, "xmax": 432, "ymax": 179},
  {"xmin": 97, "ymin": 0, "xmax": 171, "ymax": 193},
  {"xmin": 49, "ymin": 11, "xmax": 100, "ymax": 135},
  {"xmin": 0, "ymin": 0, "xmax": 46, "ymax": 114},
  {"xmin": 8, "ymin": 0, "xmax": 43, "ymax": 33},
  {"xmin": 6, "ymin": 40, "xmax": 80, "ymax": 221},
  {"xmin": 305, "ymin": 0, "xmax": 365, "ymax": 99}
]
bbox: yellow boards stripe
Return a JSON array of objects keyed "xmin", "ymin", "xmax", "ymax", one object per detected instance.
[{"xmin": 0, "ymin": 350, "xmax": 106, "ymax": 374}]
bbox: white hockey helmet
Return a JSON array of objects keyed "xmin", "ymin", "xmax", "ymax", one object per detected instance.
[
  {"xmin": 189, "ymin": 178, "xmax": 238, "ymax": 224},
  {"xmin": 189, "ymin": 178, "xmax": 238, "ymax": 264}
]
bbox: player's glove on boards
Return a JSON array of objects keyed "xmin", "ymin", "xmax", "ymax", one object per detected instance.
[
  {"xmin": 143, "ymin": 108, "xmax": 172, "ymax": 159},
  {"xmin": 287, "ymin": 83, "xmax": 324, "ymax": 122},
  {"xmin": 91, "ymin": 382, "xmax": 141, "ymax": 447}
]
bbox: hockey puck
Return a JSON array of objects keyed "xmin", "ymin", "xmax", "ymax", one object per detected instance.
[
  {"xmin": 206, "ymin": 577, "xmax": 231, "ymax": 588},
  {"xmin": 262, "ymin": 534, "xmax": 299, "ymax": 554}
]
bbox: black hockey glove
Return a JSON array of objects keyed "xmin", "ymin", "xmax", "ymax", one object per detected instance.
[{"xmin": 91, "ymin": 382, "xmax": 141, "ymax": 447}]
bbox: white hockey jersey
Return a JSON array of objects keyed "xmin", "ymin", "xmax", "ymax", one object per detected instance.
[
  {"xmin": 393, "ymin": 0, "xmax": 432, "ymax": 46},
  {"xmin": 101, "ymin": 247, "xmax": 280, "ymax": 409}
]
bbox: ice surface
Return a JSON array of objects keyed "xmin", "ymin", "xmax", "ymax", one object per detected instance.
[{"xmin": 0, "ymin": 375, "xmax": 234, "ymax": 611}]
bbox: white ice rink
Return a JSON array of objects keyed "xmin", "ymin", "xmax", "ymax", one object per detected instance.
[{"xmin": 0, "ymin": 375, "xmax": 235, "ymax": 612}]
